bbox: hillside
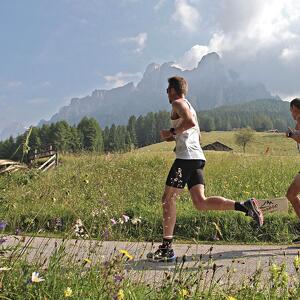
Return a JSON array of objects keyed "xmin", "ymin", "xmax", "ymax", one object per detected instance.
[{"xmin": 198, "ymin": 98, "xmax": 293, "ymax": 131}]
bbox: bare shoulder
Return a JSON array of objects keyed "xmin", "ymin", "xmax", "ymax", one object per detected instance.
[{"xmin": 172, "ymin": 99, "xmax": 189, "ymax": 112}]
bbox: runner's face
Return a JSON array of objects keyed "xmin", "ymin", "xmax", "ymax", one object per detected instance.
[
  {"xmin": 290, "ymin": 105, "xmax": 300, "ymax": 120},
  {"xmin": 166, "ymin": 87, "xmax": 177, "ymax": 103}
]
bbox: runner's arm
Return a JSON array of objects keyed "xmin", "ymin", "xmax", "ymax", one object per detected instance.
[
  {"xmin": 171, "ymin": 100, "xmax": 195, "ymax": 134},
  {"xmin": 165, "ymin": 136, "xmax": 176, "ymax": 142}
]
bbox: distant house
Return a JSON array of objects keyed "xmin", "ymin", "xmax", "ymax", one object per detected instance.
[
  {"xmin": 202, "ymin": 141, "xmax": 233, "ymax": 151},
  {"xmin": 267, "ymin": 129, "xmax": 279, "ymax": 133}
]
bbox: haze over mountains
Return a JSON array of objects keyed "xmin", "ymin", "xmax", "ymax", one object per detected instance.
[
  {"xmin": 1, "ymin": 52, "xmax": 275, "ymax": 140},
  {"xmin": 38, "ymin": 52, "xmax": 274, "ymax": 129}
]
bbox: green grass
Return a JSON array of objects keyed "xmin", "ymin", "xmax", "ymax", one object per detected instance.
[
  {"xmin": 141, "ymin": 131, "xmax": 298, "ymax": 156},
  {"xmin": 1, "ymin": 131, "xmax": 300, "ymax": 243},
  {"xmin": 2, "ymin": 130, "xmax": 300, "ymax": 299}
]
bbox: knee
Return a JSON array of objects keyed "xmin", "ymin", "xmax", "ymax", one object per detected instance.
[{"xmin": 193, "ymin": 196, "xmax": 206, "ymax": 211}]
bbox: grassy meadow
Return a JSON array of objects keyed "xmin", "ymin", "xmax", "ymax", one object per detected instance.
[
  {"xmin": 1, "ymin": 131, "xmax": 300, "ymax": 243},
  {"xmin": 2, "ymin": 131, "xmax": 300, "ymax": 299}
]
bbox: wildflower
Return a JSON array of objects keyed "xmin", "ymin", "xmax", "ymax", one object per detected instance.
[
  {"xmin": 114, "ymin": 274, "xmax": 124, "ymax": 283},
  {"xmin": 118, "ymin": 218, "xmax": 124, "ymax": 225},
  {"xmin": 64, "ymin": 287, "xmax": 73, "ymax": 297},
  {"xmin": 226, "ymin": 297, "xmax": 237, "ymax": 300},
  {"xmin": 122, "ymin": 215, "xmax": 130, "ymax": 223},
  {"xmin": 83, "ymin": 258, "xmax": 92, "ymax": 264},
  {"xmin": 0, "ymin": 238, "xmax": 6, "ymax": 245},
  {"xmin": 91, "ymin": 209, "xmax": 100, "ymax": 217},
  {"xmin": 0, "ymin": 221, "xmax": 7, "ymax": 231},
  {"xmin": 0, "ymin": 267, "xmax": 11, "ymax": 271},
  {"xmin": 75, "ymin": 219, "xmax": 83, "ymax": 227},
  {"xmin": 117, "ymin": 289, "xmax": 125, "ymax": 300},
  {"xmin": 131, "ymin": 217, "xmax": 141, "ymax": 225},
  {"xmin": 179, "ymin": 288, "xmax": 189, "ymax": 297},
  {"xmin": 111, "ymin": 219, "xmax": 117, "ymax": 225},
  {"xmin": 119, "ymin": 249, "xmax": 134, "ymax": 260},
  {"xmin": 74, "ymin": 219, "xmax": 85, "ymax": 237},
  {"xmin": 31, "ymin": 271, "xmax": 45, "ymax": 283}
]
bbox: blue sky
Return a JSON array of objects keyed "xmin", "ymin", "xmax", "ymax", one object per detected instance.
[{"xmin": 1, "ymin": 0, "xmax": 300, "ymax": 129}]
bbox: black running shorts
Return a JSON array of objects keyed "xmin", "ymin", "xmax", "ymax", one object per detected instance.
[{"xmin": 165, "ymin": 159, "xmax": 205, "ymax": 190}]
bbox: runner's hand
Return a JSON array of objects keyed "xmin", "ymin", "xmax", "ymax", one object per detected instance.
[
  {"xmin": 286, "ymin": 127, "xmax": 294, "ymax": 137},
  {"xmin": 160, "ymin": 129, "xmax": 173, "ymax": 140}
]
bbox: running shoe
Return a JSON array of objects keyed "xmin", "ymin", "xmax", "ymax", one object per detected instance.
[
  {"xmin": 292, "ymin": 236, "xmax": 300, "ymax": 244},
  {"xmin": 244, "ymin": 198, "xmax": 264, "ymax": 227},
  {"xmin": 146, "ymin": 244, "xmax": 176, "ymax": 262}
]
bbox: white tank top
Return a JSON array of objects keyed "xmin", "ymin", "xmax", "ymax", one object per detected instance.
[{"xmin": 171, "ymin": 99, "xmax": 206, "ymax": 160}]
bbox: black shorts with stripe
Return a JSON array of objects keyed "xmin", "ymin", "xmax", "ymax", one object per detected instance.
[{"xmin": 165, "ymin": 159, "xmax": 205, "ymax": 190}]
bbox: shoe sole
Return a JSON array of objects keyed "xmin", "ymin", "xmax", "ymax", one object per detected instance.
[
  {"xmin": 146, "ymin": 253, "xmax": 176, "ymax": 263},
  {"xmin": 250, "ymin": 198, "xmax": 264, "ymax": 227}
]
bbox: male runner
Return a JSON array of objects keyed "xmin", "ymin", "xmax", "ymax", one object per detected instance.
[
  {"xmin": 148, "ymin": 76, "xmax": 264, "ymax": 262},
  {"xmin": 286, "ymin": 98, "xmax": 300, "ymax": 242}
]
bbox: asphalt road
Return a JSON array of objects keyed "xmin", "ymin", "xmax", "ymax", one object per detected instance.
[{"xmin": 2, "ymin": 235, "xmax": 300, "ymax": 284}]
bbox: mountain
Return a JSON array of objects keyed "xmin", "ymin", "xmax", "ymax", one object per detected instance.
[{"xmin": 40, "ymin": 52, "xmax": 273, "ymax": 128}]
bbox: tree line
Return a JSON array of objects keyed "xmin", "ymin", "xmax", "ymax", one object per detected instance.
[
  {"xmin": 0, "ymin": 111, "xmax": 171, "ymax": 160},
  {"xmin": 0, "ymin": 98, "xmax": 294, "ymax": 160}
]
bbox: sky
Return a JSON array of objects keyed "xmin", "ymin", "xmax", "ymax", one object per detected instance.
[{"xmin": 1, "ymin": 0, "xmax": 300, "ymax": 128}]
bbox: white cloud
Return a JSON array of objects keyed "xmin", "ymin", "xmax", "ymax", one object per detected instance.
[
  {"xmin": 120, "ymin": 32, "xmax": 148, "ymax": 53},
  {"xmin": 104, "ymin": 72, "xmax": 142, "ymax": 89},
  {"xmin": 275, "ymin": 92, "xmax": 299, "ymax": 101},
  {"xmin": 174, "ymin": 33, "xmax": 226, "ymax": 69},
  {"xmin": 172, "ymin": 0, "xmax": 200, "ymax": 32},
  {"xmin": 280, "ymin": 47, "xmax": 300, "ymax": 62},
  {"xmin": 175, "ymin": 0, "xmax": 300, "ymax": 70},
  {"xmin": 215, "ymin": 0, "xmax": 300, "ymax": 55},
  {"xmin": 174, "ymin": 45, "xmax": 209, "ymax": 70}
]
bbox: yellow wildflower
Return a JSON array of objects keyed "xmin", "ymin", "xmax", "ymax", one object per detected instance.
[
  {"xmin": 119, "ymin": 249, "xmax": 133, "ymax": 260},
  {"xmin": 64, "ymin": 287, "xmax": 73, "ymax": 298},
  {"xmin": 227, "ymin": 297, "xmax": 237, "ymax": 300},
  {"xmin": 83, "ymin": 258, "xmax": 92, "ymax": 264},
  {"xmin": 179, "ymin": 288, "xmax": 189, "ymax": 297},
  {"xmin": 117, "ymin": 289, "xmax": 125, "ymax": 300}
]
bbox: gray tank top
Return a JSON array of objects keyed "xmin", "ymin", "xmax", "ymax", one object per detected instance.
[{"xmin": 171, "ymin": 99, "xmax": 206, "ymax": 160}]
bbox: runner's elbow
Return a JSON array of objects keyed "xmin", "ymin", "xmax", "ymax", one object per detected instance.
[{"xmin": 186, "ymin": 119, "xmax": 196, "ymax": 128}]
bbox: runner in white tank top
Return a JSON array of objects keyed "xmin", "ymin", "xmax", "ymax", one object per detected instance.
[
  {"xmin": 147, "ymin": 76, "xmax": 263, "ymax": 263},
  {"xmin": 171, "ymin": 98, "xmax": 205, "ymax": 160}
]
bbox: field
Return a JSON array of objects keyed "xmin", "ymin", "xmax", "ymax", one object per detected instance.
[
  {"xmin": 1, "ymin": 131, "xmax": 300, "ymax": 243},
  {"xmin": 2, "ymin": 131, "xmax": 300, "ymax": 299}
]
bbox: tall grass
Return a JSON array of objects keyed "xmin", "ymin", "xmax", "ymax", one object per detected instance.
[{"xmin": 1, "ymin": 131, "xmax": 300, "ymax": 243}]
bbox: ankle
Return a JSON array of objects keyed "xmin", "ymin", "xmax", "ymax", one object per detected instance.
[{"xmin": 162, "ymin": 237, "xmax": 173, "ymax": 248}]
